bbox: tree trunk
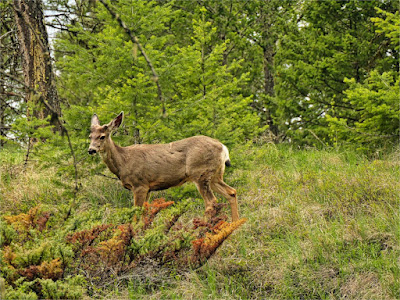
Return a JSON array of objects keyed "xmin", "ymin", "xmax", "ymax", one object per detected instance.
[{"xmin": 12, "ymin": 0, "xmax": 61, "ymax": 131}]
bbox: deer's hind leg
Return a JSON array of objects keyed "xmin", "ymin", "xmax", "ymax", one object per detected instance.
[
  {"xmin": 194, "ymin": 174, "xmax": 218, "ymax": 221},
  {"xmin": 211, "ymin": 178, "xmax": 239, "ymax": 222}
]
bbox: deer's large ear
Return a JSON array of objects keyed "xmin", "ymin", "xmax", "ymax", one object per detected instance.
[
  {"xmin": 91, "ymin": 114, "xmax": 100, "ymax": 126},
  {"xmin": 108, "ymin": 112, "xmax": 123, "ymax": 131}
]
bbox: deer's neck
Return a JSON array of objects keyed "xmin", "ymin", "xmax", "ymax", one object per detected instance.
[{"xmin": 100, "ymin": 137, "xmax": 124, "ymax": 179}]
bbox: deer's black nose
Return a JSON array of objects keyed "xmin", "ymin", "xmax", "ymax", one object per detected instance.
[{"xmin": 88, "ymin": 149, "xmax": 97, "ymax": 155}]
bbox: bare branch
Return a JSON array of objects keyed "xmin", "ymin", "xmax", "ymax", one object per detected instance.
[
  {"xmin": 0, "ymin": 68, "xmax": 26, "ymax": 87},
  {"xmin": 95, "ymin": 173, "xmax": 119, "ymax": 181},
  {"xmin": 39, "ymin": 93, "xmax": 79, "ymax": 194},
  {"xmin": 0, "ymin": 30, "xmax": 14, "ymax": 41},
  {"xmin": 24, "ymin": 136, "xmax": 31, "ymax": 167}
]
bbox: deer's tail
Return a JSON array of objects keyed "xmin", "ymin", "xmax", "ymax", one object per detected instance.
[{"xmin": 222, "ymin": 144, "xmax": 231, "ymax": 167}]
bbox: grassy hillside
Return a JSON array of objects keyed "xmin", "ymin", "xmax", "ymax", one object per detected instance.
[{"xmin": 1, "ymin": 145, "xmax": 399, "ymax": 299}]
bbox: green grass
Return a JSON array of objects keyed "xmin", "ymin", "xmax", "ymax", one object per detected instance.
[{"xmin": 1, "ymin": 144, "xmax": 399, "ymax": 299}]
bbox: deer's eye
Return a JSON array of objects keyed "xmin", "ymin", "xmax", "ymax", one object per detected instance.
[{"xmin": 100, "ymin": 136, "xmax": 106, "ymax": 140}]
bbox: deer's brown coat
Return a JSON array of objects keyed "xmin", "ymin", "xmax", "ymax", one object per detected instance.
[{"xmin": 89, "ymin": 112, "xmax": 239, "ymax": 221}]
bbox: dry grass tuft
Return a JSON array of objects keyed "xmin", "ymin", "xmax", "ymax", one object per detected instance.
[
  {"xmin": 1, "ymin": 164, "xmax": 65, "ymax": 212},
  {"xmin": 340, "ymin": 272, "xmax": 389, "ymax": 300}
]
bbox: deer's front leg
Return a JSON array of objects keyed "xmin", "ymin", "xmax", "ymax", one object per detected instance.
[{"xmin": 132, "ymin": 186, "xmax": 149, "ymax": 207}]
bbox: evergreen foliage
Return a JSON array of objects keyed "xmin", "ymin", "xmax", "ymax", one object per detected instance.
[
  {"xmin": 52, "ymin": 2, "xmax": 260, "ymax": 147},
  {"xmin": 274, "ymin": 1, "xmax": 399, "ymax": 147},
  {"xmin": 326, "ymin": 8, "xmax": 399, "ymax": 151},
  {"xmin": 0, "ymin": 0, "xmax": 398, "ymax": 153}
]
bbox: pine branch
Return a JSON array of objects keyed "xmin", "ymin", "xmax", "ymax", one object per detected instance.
[{"xmin": 98, "ymin": 0, "xmax": 165, "ymax": 116}]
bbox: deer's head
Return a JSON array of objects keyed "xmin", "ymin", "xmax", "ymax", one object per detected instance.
[{"xmin": 88, "ymin": 112, "xmax": 123, "ymax": 155}]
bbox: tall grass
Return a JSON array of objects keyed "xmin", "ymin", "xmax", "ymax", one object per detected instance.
[{"xmin": 1, "ymin": 144, "xmax": 399, "ymax": 299}]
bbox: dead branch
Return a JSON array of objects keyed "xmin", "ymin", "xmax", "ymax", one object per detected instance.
[
  {"xmin": 39, "ymin": 94, "xmax": 79, "ymax": 194},
  {"xmin": 95, "ymin": 173, "xmax": 119, "ymax": 181},
  {"xmin": 23, "ymin": 135, "xmax": 31, "ymax": 167}
]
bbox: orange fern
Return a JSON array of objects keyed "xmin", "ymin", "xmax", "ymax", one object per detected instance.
[
  {"xmin": 18, "ymin": 258, "xmax": 63, "ymax": 280},
  {"xmin": 191, "ymin": 218, "xmax": 247, "ymax": 265},
  {"xmin": 142, "ymin": 198, "xmax": 174, "ymax": 228},
  {"xmin": 3, "ymin": 206, "xmax": 51, "ymax": 233},
  {"xmin": 2, "ymin": 246, "xmax": 16, "ymax": 266},
  {"xmin": 96, "ymin": 224, "xmax": 134, "ymax": 266},
  {"xmin": 66, "ymin": 224, "xmax": 114, "ymax": 249}
]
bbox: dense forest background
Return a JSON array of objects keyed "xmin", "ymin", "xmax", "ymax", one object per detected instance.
[
  {"xmin": 0, "ymin": 0, "xmax": 399, "ymax": 299},
  {"xmin": 0, "ymin": 0, "xmax": 398, "ymax": 154}
]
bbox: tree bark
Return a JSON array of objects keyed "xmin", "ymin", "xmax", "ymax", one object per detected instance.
[{"xmin": 12, "ymin": 0, "xmax": 61, "ymax": 131}]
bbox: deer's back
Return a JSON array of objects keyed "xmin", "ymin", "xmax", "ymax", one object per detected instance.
[{"xmin": 120, "ymin": 136, "xmax": 225, "ymax": 187}]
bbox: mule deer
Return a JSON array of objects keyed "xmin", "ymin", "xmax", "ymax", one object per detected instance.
[{"xmin": 88, "ymin": 112, "xmax": 239, "ymax": 221}]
